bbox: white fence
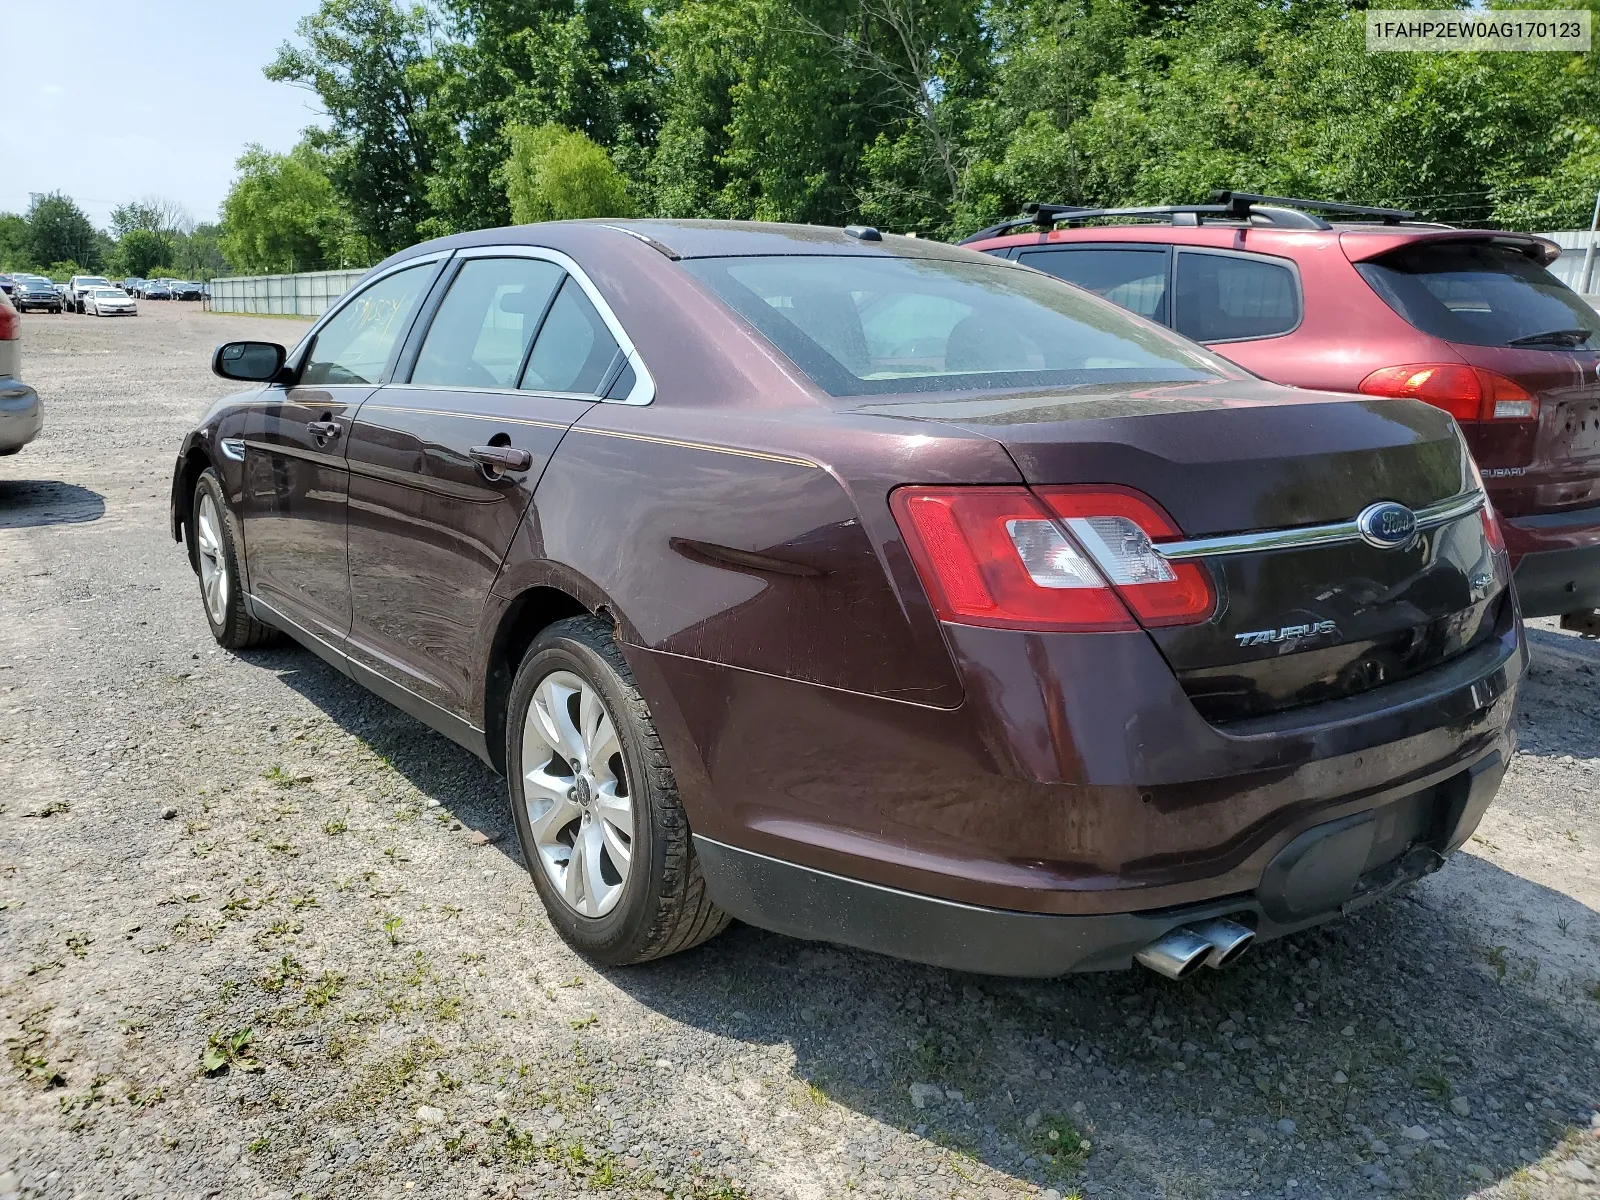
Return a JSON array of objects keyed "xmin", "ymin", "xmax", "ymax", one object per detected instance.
[
  {"xmin": 1539, "ymin": 230, "xmax": 1600, "ymax": 299},
  {"xmin": 207, "ymin": 269, "xmax": 370, "ymax": 317}
]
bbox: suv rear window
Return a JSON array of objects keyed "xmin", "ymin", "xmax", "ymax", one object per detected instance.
[
  {"xmin": 682, "ymin": 254, "xmax": 1225, "ymax": 397},
  {"xmin": 1357, "ymin": 241, "xmax": 1600, "ymax": 349}
]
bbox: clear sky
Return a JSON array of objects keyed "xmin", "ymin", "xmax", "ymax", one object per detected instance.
[{"xmin": 0, "ymin": 1, "xmax": 326, "ymax": 229}]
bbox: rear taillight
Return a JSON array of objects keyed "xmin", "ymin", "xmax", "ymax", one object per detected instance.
[
  {"xmin": 0, "ymin": 303, "xmax": 17, "ymax": 341},
  {"xmin": 1357, "ymin": 364, "xmax": 1537, "ymax": 423},
  {"xmin": 1036, "ymin": 487, "xmax": 1216, "ymax": 626},
  {"xmin": 890, "ymin": 485, "xmax": 1215, "ymax": 632}
]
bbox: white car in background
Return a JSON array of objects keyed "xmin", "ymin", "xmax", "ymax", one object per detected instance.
[{"xmin": 85, "ymin": 287, "xmax": 137, "ymax": 317}]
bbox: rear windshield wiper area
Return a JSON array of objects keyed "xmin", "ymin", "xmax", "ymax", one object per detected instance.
[{"xmin": 1508, "ymin": 328, "xmax": 1594, "ymax": 348}]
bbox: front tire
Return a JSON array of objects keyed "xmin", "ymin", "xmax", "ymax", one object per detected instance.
[
  {"xmin": 507, "ymin": 616, "xmax": 728, "ymax": 965},
  {"xmin": 190, "ymin": 468, "xmax": 277, "ymax": 650}
]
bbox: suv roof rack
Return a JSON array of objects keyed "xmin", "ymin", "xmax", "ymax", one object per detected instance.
[{"xmin": 960, "ymin": 192, "xmax": 1422, "ymax": 243}]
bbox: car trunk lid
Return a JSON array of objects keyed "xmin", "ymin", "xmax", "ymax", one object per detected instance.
[{"xmin": 861, "ymin": 381, "xmax": 1507, "ymax": 722}]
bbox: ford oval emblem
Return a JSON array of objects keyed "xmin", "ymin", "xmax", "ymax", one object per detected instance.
[{"xmin": 1356, "ymin": 501, "xmax": 1418, "ymax": 549}]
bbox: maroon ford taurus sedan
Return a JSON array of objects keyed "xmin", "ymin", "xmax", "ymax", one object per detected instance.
[{"xmin": 171, "ymin": 221, "xmax": 1523, "ymax": 979}]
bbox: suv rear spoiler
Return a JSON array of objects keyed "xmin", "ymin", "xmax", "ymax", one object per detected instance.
[{"xmin": 1339, "ymin": 229, "xmax": 1561, "ymax": 267}]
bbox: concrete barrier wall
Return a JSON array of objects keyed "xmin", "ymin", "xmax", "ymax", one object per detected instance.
[{"xmin": 207, "ymin": 269, "xmax": 370, "ymax": 317}]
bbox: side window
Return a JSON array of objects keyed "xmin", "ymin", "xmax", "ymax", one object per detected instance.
[
  {"xmin": 1174, "ymin": 251, "xmax": 1300, "ymax": 342},
  {"xmin": 521, "ymin": 277, "xmax": 622, "ymax": 395},
  {"xmin": 301, "ymin": 264, "xmax": 434, "ymax": 386},
  {"xmin": 1020, "ymin": 247, "xmax": 1171, "ymax": 323},
  {"xmin": 411, "ymin": 257, "xmax": 564, "ymax": 388}
]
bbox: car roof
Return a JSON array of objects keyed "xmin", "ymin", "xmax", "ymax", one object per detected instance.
[
  {"xmin": 389, "ymin": 218, "xmax": 992, "ymax": 265},
  {"xmin": 968, "ymin": 222, "xmax": 1562, "ymax": 266}
]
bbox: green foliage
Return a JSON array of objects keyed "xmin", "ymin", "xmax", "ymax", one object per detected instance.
[
  {"xmin": 266, "ymin": 0, "xmax": 443, "ymax": 255},
  {"xmin": 234, "ymin": 0, "xmax": 1600, "ymax": 250},
  {"xmin": 506, "ymin": 124, "xmax": 631, "ymax": 222},
  {"xmin": 115, "ymin": 229, "xmax": 174, "ymax": 278},
  {"xmin": 220, "ymin": 142, "xmax": 367, "ymax": 273},
  {"xmin": 26, "ymin": 193, "xmax": 101, "ymax": 271}
]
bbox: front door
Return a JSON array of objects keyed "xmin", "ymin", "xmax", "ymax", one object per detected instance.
[
  {"xmin": 239, "ymin": 261, "xmax": 438, "ymax": 644},
  {"xmin": 344, "ymin": 253, "xmax": 628, "ymax": 720}
]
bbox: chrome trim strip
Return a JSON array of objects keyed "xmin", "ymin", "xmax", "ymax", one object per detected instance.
[
  {"xmin": 1155, "ymin": 490, "xmax": 1485, "ymax": 561},
  {"xmin": 452, "ymin": 243, "xmax": 656, "ymax": 407},
  {"xmin": 571, "ymin": 425, "xmax": 819, "ymax": 469}
]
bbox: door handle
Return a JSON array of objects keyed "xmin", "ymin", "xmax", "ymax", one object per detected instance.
[
  {"xmin": 469, "ymin": 445, "xmax": 533, "ymax": 473},
  {"xmin": 307, "ymin": 419, "xmax": 342, "ymax": 440}
]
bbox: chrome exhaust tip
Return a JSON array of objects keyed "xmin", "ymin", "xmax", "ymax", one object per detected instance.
[
  {"xmin": 1134, "ymin": 927, "xmax": 1215, "ymax": 980},
  {"xmin": 1189, "ymin": 917, "xmax": 1255, "ymax": 969}
]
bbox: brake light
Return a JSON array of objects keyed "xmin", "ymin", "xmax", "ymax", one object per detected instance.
[
  {"xmin": 0, "ymin": 302, "xmax": 17, "ymax": 341},
  {"xmin": 1357, "ymin": 364, "xmax": 1536, "ymax": 422},
  {"xmin": 890, "ymin": 485, "xmax": 1215, "ymax": 632}
]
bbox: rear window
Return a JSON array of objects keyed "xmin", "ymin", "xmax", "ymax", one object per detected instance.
[
  {"xmin": 1357, "ymin": 242, "xmax": 1600, "ymax": 349},
  {"xmin": 682, "ymin": 254, "xmax": 1225, "ymax": 397}
]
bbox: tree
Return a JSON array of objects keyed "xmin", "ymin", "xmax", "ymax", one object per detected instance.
[
  {"xmin": 266, "ymin": 0, "xmax": 444, "ymax": 256},
  {"xmin": 424, "ymin": 0, "xmax": 659, "ymax": 236},
  {"xmin": 110, "ymin": 196, "xmax": 196, "ymax": 240},
  {"xmin": 0, "ymin": 212, "xmax": 28, "ymax": 272},
  {"xmin": 115, "ymin": 229, "xmax": 174, "ymax": 277},
  {"xmin": 220, "ymin": 142, "xmax": 367, "ymax": 273},
  {"xmin": 506, "ymin": 123, "xmax": 631, "ymax": 222},
  {"xmin": 27, "ymin": 193, "xmax": 101, "ymax": 271}
]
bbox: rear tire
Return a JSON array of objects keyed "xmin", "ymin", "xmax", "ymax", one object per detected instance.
[
  {"xmin": 191, "ymin": 468, "xmax": 277, "ymax": 650},
  {"xmin": 506, "ymin": 615, "xmax": 729, "ymax": 965}
]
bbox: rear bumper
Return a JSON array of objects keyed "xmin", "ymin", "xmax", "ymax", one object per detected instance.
[
  {"xmin": 696, "ymin": 748, "xmax": 1506, "ymax": 976},
  {"xmin": 0, "ymin": 381, "xmax": 42, "ymax": 453},
  {"xmin": 1505, "ymin": 504, "xmax": 1600, "ymax": 616},
  {"xmin": 631, "ymin": 596, "xmax": 1524, "ymax": 937}
]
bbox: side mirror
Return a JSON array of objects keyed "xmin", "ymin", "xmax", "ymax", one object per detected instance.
[{"xmin": 213, "ymin": 340, "xmax": 287, "ymax": 383}]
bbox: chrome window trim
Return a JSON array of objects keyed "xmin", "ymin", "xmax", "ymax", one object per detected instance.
[
  {"xmin": 1154, "ymin": 490, "xmax": 1485, "ymax": 561},
  {"xmin": 453, "ymin": 243, "xmax": 655, "ymax": 405}
]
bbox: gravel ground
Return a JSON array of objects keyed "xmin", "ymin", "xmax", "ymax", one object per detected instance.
[{"xmin": 2, "ymin": 300, "xmax": 1599, "ymax": 1200}]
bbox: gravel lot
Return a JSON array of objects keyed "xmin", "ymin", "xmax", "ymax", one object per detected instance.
[{"xmin": 2, "ymin": 300, "xmax": 1599, "ymax": 1200}]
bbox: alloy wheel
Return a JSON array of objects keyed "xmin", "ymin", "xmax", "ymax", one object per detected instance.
[
  {"xmin": 195, "ymin": 492, "xmax": 229, "ymax": 626},
  {"xmin": 520, "ymin": 670, "xmax": 634, "ymax": 918}
]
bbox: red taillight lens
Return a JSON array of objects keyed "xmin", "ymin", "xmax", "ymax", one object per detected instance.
[
  {"xmin": 890, "ymin": 485, "xmax": 1215, "ymax": 632},
  {"xmin": 0, "ymin": 303, "xmax": 17, "ymax": 341},
  {"xmin": 1036, "ymin": 487, "xmax": 1217, "ymax": 626},
  {"xmin": 1481, "ymin": 501, "xmax": 1507, "ymax": 554},
  {"xmin": 1357, "ymin": 363, "xmax": 1536, "ymax": 423}
]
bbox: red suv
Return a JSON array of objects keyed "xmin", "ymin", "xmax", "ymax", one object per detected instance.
[{"xmin": 964, "ymin": 193, "xmax": 1600, "ymax": 622}]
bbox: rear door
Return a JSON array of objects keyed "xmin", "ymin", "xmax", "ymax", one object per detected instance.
[
  {"xmin": 240, "ymin": 259, "xmax": 439, "ymax": 644},
  {"xmin": 343, "ymin": 248, "xmax": 635, "ymax": 722},
  {"xmin": 1353, "ymin": 240, "xmax": 1600, "ymax": 518}
]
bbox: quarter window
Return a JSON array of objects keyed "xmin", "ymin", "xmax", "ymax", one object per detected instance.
[
  {"xmin": 521, "ymin": 277, "xmax": 622, "ymax": 395},
  {"xmin": 1174, "ymin": 251, "xmax": 1300, "ymax": 342},
  {"xmin": 302, "ymin": 264, "xmax": 434, "ymax": 386},
  {"xmin": 1020, "ymin": 247, "xmax": 1170, "ymax": 323},
  {"xmin": 411, "ymin": 257, "xmax": 564, "ymax": 388}
]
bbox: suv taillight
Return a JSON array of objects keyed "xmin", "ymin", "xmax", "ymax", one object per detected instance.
[
  {"xmin": 0, "ymin": 303, "xmax": 17, "ymax": 341},
  {"xmin": 890, "ymin": 485, "xmax": 1215, "ymax": 632},
  {"xmin": 1358, "ymin": 363, "xmax": 1537, "ymax": 422}
]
